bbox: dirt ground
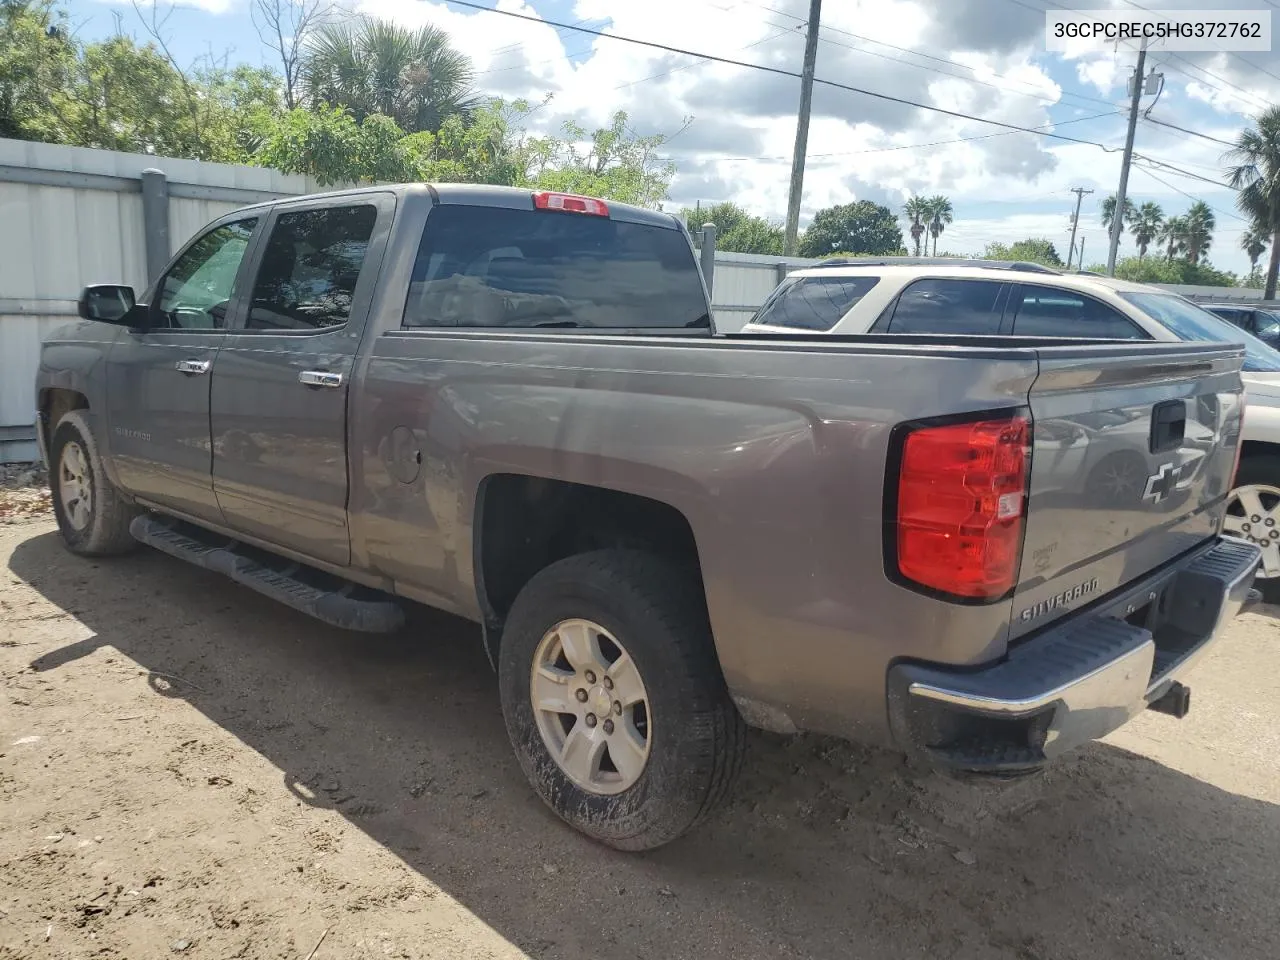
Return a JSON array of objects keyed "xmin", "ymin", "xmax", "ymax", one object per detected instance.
[{"xmin": 2, "ymin": 501, "xmax": 1279, "ymax": 960}]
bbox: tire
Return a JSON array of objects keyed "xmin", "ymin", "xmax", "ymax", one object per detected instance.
[
  {"xmin": 498, "ymin": 549, "xmax": 745, "ymax": 850},
  {"xmin": 49, "ymin": 409, "xmax": 139, "ymax": 557},
  {"xmin": 1226, "ymin": 454, "xmax": 1280, "ymax": 604}
]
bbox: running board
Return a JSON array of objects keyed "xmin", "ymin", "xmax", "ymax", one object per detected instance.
[{"xmin": 129, "ymin": 514, "xmax": 405, "ymax": 633}]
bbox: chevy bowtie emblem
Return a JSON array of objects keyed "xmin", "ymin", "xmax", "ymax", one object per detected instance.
[{"xmin": 1143, "ymin": 462, "xmax": 1178, "ymax": 504}]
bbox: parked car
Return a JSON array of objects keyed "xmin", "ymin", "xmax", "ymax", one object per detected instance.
[
  {"xmin": 743, "ymin": 259, "xmax": 1280, "ymax": 600},
  {"xmin": 37, "ymin": 197, "xmax": 1259, "ymax": 849},
  {"xmin": 1200, "ymin": 302, "xmax": 1280, "ymax": 348}
]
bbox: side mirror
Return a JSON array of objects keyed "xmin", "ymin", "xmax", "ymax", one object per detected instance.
[{"xmin": 78, "ymin": 284, "xmax": 137, "ymax": 324}]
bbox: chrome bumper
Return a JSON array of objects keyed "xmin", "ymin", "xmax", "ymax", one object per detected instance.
[{"xmin": 886, "ymin": 537, "xmax": 1261, "ymax": 774}]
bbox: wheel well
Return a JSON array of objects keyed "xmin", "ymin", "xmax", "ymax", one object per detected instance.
[
  {"xmin": 40, "ymin": 389, "xmax": 89, "ymax": 449},
  {"xmin": 475, "ymin": 475, "xmax": 703, "ymax": 654},
  {"xmin": 1240, "ymin": 440, "xmax": 1279, "ymax": 464}
]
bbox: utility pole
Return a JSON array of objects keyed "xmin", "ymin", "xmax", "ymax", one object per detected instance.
[
  {"xmin": 1106, "ymin": 41, "xmax": 1147, "ymax": 276},
  {"xmin": 1067, "ymin": 187, "xmax": 1093, "ymax": 270},
  {"xmin": 1080, "ymin": 235, "xmax": 1086, "ymax": 269},
  {"xmin": 783, "ymin": 0, "xmax": 822, "ymax": 257}
]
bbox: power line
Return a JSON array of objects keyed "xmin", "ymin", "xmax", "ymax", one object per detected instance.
[
  {"xmin": 443, "ymin": 0, "xmax": 1126, "ymax": 152},
  {"xmin": 1133, "ymin": 165, "xmax": 1248, "ymax": 224},
  {"xmin": 1131, "ymin": 154, "xmax": 1239, "ymax": 194},
  {"xmin": 612, "ymin": 26, "xmax": 795, "ymax": 92},
  {"xmin": 661, "ymin": 110, "xmax": 1121, "ymax": 162},
  {"xmin": 1143, "ymin": 115, "xmax": 1237, "ymax": 149},
  {"xmin": 737, "ymin": 0, "xmax": 1121, "ymax": 112}
]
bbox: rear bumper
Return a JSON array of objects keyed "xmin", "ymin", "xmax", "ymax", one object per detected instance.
[{"xmin": 887, "ymin": 536, "xmax": 1261, "ymax": 775}]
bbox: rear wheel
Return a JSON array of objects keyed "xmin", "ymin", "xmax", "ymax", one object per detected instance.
[
  {"xmin": 49, "ymin": 409, "xmax": 139, "ymax": 556},
  {"xmin": 498, "ymin": 549, "xmax": 745, "ymax": 850},
  {"xmin": 1224, "ymin": 454, "xmax": 1280, "ymax": 603}
]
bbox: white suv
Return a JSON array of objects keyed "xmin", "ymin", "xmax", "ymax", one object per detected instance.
[{"xmin": 742, "ymin": 259, "xmax": 1280, "ymax": 600}]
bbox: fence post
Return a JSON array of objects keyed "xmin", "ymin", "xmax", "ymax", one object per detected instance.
[
  {"xmin": 140, "ymin": 168, "xmax": 170, "ymax": 285},
  {"xmin": 700, "ymin": 223, "xmax": 717, "ymax": 299}
]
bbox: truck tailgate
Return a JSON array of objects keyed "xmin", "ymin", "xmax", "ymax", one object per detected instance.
[{"xmin": 1011, "ymin": 343, "xmax": 1245, "ymax": 640}]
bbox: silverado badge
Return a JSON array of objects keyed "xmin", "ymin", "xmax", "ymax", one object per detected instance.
[{"xmin": 1019, "ymin": 577, "xmax": 1100, "ymax": 623}]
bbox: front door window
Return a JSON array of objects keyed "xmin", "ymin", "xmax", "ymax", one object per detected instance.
[{"xmin": 155, "ymin": 219, "xmax": 258, "ymax": 329}]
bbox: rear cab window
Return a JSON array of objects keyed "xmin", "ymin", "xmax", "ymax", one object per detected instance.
[
  {"xmin": 748, "ymin": 275, "xmax": 880, "ymax": 331},
  {"xmin": 402, "ymin": 204, "xmax": 708, "ymax": 331},
  {"xmin": 1010, "ymin": 284, "xmax": 1149, "ymax": 340}
]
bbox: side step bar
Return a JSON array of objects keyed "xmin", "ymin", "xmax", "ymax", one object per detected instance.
[{"xmin": 129, "ymin": 514, "xmax": 405, "ymax": 634}]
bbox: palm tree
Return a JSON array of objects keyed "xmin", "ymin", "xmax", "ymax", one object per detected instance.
[
  {"xmin": 1130, "ymin": 202, "xmax": 1164, "ymax": 260},
  {"xmin": 1182, "ymin": 201, "xmax": 1216, "ymax": 264},
  {"xmin": 1241, "ymin": 226, "xmax": 1269, "ymax": 272},
  {"xmin": 301, "ymin": 17, "xmax": 478, "ymax": 133},
  {"xmin": 1160, "ymin": 216, "xmax": 1187, "ymax": 260},
  {"xmin": 925, "ymin": 195, "xmax": 953, "ymax": 256},
  {"xmin": 1100, "ymin": 194, "xmax": 1136, "ymax": 247},
  {"xmin": 1225, "ymin": 106, "xmax": 1280, "ymax": 299},
  {"xmin": 903, "ymin": 196, "xmax": 929, "ymax": 257}
]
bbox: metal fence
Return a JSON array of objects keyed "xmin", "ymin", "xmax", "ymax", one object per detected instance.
[
  {"xmin": 0, "ymin": 138, "xmax": 326, "ymax": 461},
  {"xmin": 0, "ymin": 137, "xmax": 1271, "ymax": 462}
]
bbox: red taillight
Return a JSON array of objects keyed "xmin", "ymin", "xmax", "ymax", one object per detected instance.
[
  {"xmin": 895, "ymin": 415, "xmax": 1030, "ymax": 599},
  {"xmin": 532, "ymin": 191, "xmax": 609, "ymax": 216}
]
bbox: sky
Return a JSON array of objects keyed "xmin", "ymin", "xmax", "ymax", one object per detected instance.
[{"xmin": 55, "ymin": 0, "xmax": 1280, "ymax": 276}]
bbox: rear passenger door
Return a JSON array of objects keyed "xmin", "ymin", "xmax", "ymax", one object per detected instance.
[
  {"xmin": 209, "ymin": 194, "xmax": 393, "ymax": 566},
  {"xmin": 1008, "ymin": 284, "xmax": 1151, "ymax": 339},
  {"xmin": 876, "ymin": 277, "xmax": 1010, "ymax": 334}
]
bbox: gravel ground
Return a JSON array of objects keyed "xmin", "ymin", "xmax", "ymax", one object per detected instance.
[{"xmin": 1, "ymin": 512, "xmax": 1278, "ymax": 960}]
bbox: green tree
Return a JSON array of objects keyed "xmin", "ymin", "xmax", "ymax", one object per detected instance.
[
  {"xmin": 302, "ymin": 17, "xmax": 477, "ymax": 134},
  {"xmin": 1241, "ymin": 226, "xmax": 1269, "ymax": 273},
  {"xmin": 1160, "ymin": 215, "xmax": 1187, "ymax": 260},
  {"xmin": 1182, "ymin": 201, "xmax": 1216, "ymax": 264},
  {"xmin": 525, "ymin": 111, "xmax": 676, "ymax": 209},
  {"xmin": 1101, "ymin": 193, "xmax": 1136, "ymax": 244},
  {"xmin": 254, "ymin": 104, "xmax": 416, "ymax": 186},
  {"xmin": 720, "ymin": 217, "xmax": 784, "ymax": 255},
  {"xmin": 1131, "ymin": 202, "xmax": 1164, "ymax": 260},
  {"xmin": 1226, "ymin": 106, "xmax": 1280, "ymax": 300},
  {"xmin": 983, "ymin": 238, "xmax": 1063, "ymax": 267},
  {"xmin": 399, "ymin": 98, "xmax": 530, "ymax": 186},
  {"xmin": 680, "ymin": 201, "xmax": 748, "ymax": 237},
  {"xmin": 799, "ymin": 200, "xmax": 903, "ymax": 258},
  {"xmin": 1098, "ymin": 256, "xmax": 1237, "ymax": 286},
  {"xmin": 0, "ymin": 0, "xmax": 74, "ymax": 142},
  {"xmin": 903, "ymin": 196, "xmax": 930, "ymax": 256},
  {"xmin": 925, "ymin": 195, "xmax": 953, "ymax": 256},
  {"xmin": 682, "ymin": 203, "xmax": 783, "ymax": 254}
]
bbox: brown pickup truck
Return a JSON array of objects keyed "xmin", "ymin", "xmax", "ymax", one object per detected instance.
[{"xmin": 37, "ymin": 184, "xmax": 1260, "ymax": 849}]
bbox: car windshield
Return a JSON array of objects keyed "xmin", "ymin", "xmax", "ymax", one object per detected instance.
[{"xmin": 1120, "ymin": 292, "xmax": 1280, "ymax": 373}]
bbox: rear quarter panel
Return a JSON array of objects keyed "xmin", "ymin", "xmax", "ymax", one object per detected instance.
[{"xmin": 351, "ymin": 322, "xmax": 1041, "ymax": 743}]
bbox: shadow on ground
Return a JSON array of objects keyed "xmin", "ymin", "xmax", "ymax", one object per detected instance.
[{"xmin": 11, "ymin": 530, "xmax": 1280, "ymax": 960}]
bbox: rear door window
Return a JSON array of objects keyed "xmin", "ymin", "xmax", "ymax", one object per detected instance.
[
  {"xmin": 887, "ymin": 278, "xmax": 1007, "ymax": 334},
  {"xmin": 246, "ymin": 204, "xmax": 378, "ymax": 331},
  {"xmin": 748, "ymin": 275, "xmax": 880, "ymax": 331},
  {"xmin": 1011, "ymin": 285, "xmax": 1149, "ymax": 339},
  {"xmin": 402, "ymin": 206, "xmax": 708, "ymax": 330}
]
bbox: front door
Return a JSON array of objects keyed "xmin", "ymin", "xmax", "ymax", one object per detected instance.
[
  {"xmin": 105, "ymin": 216, "xmax": 261, "ymax": 523},
  {"xmin": 210, "ymin": 195, "xmax": 391, "ymax": 566}
]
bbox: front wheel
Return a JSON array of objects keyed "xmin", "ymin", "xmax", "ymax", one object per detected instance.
[
  {"xmin": 498, "ymin": 549, "xmax": 745, "ymax": 850},
  {"xmin": 49, "ymin": 409, "xmax": 139, "ymax": 556},
  {"xmin": 1224, "ymin": 454, "xmax": 1280, "ymax": 603}
]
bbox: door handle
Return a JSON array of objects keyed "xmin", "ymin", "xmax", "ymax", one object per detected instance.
[
  {"xmin": 175, "ymin": 359, "xmax": 210, "ymax": 375},
  {"xmin": 299, "ymin": 370, "xmax": 343, "ymax": 388}
]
